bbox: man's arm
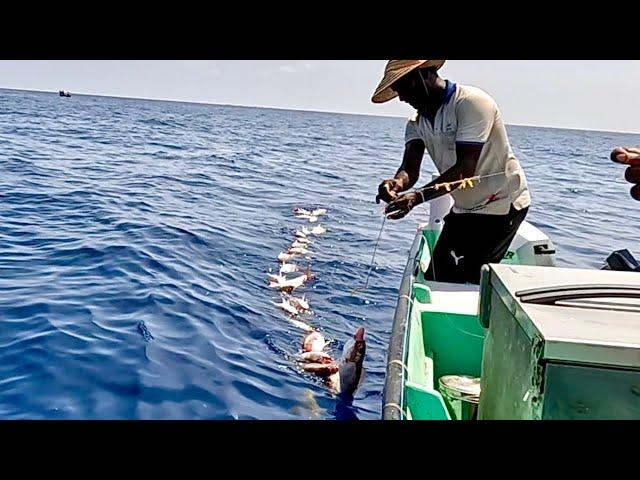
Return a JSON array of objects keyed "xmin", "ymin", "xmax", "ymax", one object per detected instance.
[
  {"xmin": 417, "ymin": 142, "xmax": 483, "ymax": 203},
  {"xmin": 376, "ymin": 139, "xmax": 425, "ymax": 203},
  {"xmin": 384, "ymin": 142, "xmax": 482, "ymax": 219}
]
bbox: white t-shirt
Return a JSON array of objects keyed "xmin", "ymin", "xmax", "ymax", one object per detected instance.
[{"xmin": 404, "ymin": 81, "xmax": 531, "ymax": 215}]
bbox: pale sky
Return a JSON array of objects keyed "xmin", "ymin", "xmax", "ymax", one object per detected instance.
[{"xmin": 1, "ymin": 60, "xmax": 639, "ymax": 134}]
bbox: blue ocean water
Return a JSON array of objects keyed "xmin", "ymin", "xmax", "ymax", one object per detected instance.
[{"xmin": 0, "ymin": 88, "xmax": 638, "ymax": 419}]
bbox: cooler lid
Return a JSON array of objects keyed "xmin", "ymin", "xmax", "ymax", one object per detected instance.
[{"xmin": 488, "ymin": 264, "xmax": 640, "ymax": 369}]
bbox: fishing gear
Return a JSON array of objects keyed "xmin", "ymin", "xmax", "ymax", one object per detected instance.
[
  {"xmin": 350, "ymin": 215, "xmax": 387, "ymax": 296},
  {"xmin": 351, "ymin": 171, "xmax": 507, "ymax": 296}
]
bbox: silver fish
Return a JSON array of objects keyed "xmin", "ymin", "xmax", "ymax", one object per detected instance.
[
  {"xmin": 288, "ymin": 246, "xmax": 311, "ymax": 255},
  {"xmin": 291, "ymin": 239, "xmax": 309, "ymax": 249},
  {"xmin": 272, "ymin": 297, "xmax": 299, "ymax": 316},
  {"xmin": 287, "ymin": 318, "xmax": 315, "ymax": 332},
  {"xmin": 310, "ymin": 226, "xmax": 326, "ymax": 235},
  {"xmin": 279, "ymin": 263, "xmax": 298, "ymax": 274},
  {"xmin": 335, "ymin": 327, "xmax": 366, "ymax": 397},
  {"xmin": 268, "ymin": 272, "xmax": 309, "ymax": 292},
  {"xmin": 278, "ymin": 252, "xmax": 297, "ymax": 263},
  {"xmin": 302, "ymin": 331, "xmax": 326, "ymax": 353},
  {"xmin": 288, "ymin": 294, "xmax": 310, "ymax": 312}
]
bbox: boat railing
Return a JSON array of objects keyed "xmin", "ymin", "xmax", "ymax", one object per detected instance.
[{"xmin": 382, "ymin": 229, "xmax": 423, "ymax": 420}]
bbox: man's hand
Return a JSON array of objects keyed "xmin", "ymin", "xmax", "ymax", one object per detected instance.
[
  {"xmin": 611, "ymin": 147, "xmax": 640, "ymax": 201},
  {"xmin": 376, "ymin": 178, "xmax": 404, "ymax": 204},
  {"xmin": 384, "ymin": 191, "xmax": 423, "ymax": 220}
]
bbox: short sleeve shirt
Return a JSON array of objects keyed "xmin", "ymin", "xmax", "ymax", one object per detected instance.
[{"xmin": 404, "ymin": 81, "xmax": 531, "ymax": 215}]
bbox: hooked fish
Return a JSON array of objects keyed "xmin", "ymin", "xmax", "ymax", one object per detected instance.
[
  {"xmin": 296, "ymin": 350, "xmax": 338, "ymax": 377},
  {"xmin": 288, "ymin": 246, "xmax": 311, "ymax": 256},
  {"xmin": 279, "ymin": 262, "xmax": 298, "ymax": 274},
  {"xmin": 268, "ymin": 273, "xmax": 287, "ymax": 283},
  {"xmin": 291, "ymin": 239, "xmax": 310, "ymax": 249},
  {"xmin": 296, "ymin": 351, "xmax": 333, "ymax": 363},
  {"xmin": 288, "ymin": 294, "xmax": 310, "ymax": 312},
  {"xmin": 272, "ymin": 297, "xmax": 299, "ymax": 316},
  {"xmin": 278, "ymin": 252, "xmax": 297, "ymax": 263},
  {"xmin": 300, "ymin": 327, "xmax": 366, "ymax": 397},
  {"xmin": 268, "ymin": 269, "xmax": 312, "ymax": 292},
  {"xmin": 297, "ymin": 226, "xmax": 312, "ymax": 237},
  {"xmin": 296, "ymin": 213, "xmax": 319, "ymax": 223},
  {"xmin": 293, "ymin": 207, "xmax": 312, "ymax": 216},
  {"xmin": 287, "ymin": 318, "xmax": 315, "ymax": 332},
  {"xmin": 309, "ymin": 226, "xmax": 326, "ymax": 235},
  {"xmin": 331, "ymin": 327, "xmax": 366, "ymax": 397},
  {"xmin": 302, "ymin": 331, "xmax": 326, "ymax": 352},
  {"xmin": 300, "ymin": 360, "xmax": 339, "ymax": 377}
]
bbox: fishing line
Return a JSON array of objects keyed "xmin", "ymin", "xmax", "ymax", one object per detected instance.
[
  {"xmin": 350, "ymin": 215, "xmax": 386, "ymax": 295},
  {"xmin": 350, "ymin": 171, "xmax": 508, "ymax": 296}
]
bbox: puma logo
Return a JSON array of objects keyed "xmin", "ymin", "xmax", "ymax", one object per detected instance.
[{"xmin": 450, "ymin": 250, "xmax": 464, "ymax": 266}]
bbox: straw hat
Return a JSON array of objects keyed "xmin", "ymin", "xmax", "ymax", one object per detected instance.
[{"xmin": 371, "ymin": 60, "xmax": 446, "ymax": 103}]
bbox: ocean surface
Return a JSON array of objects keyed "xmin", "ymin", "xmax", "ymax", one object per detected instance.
[{"xmin": 0, "ymin": 88, "xmax": 638, "ymax": 419}]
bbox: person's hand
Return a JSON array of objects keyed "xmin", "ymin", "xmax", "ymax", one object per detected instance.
[
  {"xmin": 611, "ymin": 147, "xmax": 640, "ymax": 201},
  {"xmin": 384, "ymin": 191, "xmax": 423, "ymax": 220},
  {"xmin": 376, "ymin": 178, "xmax": 404, "ymax": 204}
]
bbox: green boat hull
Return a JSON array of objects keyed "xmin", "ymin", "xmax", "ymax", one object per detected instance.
[{"xmin": 382, "ymin": 225, "xmax": 523, "ymax": 420}]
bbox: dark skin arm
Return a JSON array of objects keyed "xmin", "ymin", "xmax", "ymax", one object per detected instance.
[
  {"xmin": 376, "ymin": 139, "xmax": 425, "ymax": 203},
  {"xmin": 384, "ymin": 142, "xmax": 484, "ymax": 219}
]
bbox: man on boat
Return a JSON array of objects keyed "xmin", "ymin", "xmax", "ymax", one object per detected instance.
[
  {"xmin": 610, "ymin": 147, "xmax": 640, "ymax": 200},
  {"xmin": 372, "ymin": 60, "xmax": 531, "ymax": 284}
]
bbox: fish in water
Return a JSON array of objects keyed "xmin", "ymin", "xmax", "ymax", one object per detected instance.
[
  {"xmin": 278, "ymin": 252, "xmax": 298, "ymax": 263},
  {"xmin": 279, "ymin": 262, "xmax": 298, "ymax": 274},
  {"xmin": 268, "ymin": 268, "xmax": 313, "ymax": 292},
  {"xmin": 311, "ymin": 208, "xmax": 327, "ymax": 216},
  {"xmin": 272, "ymin": 296, "xmax": 299, "ymax": 316},
  {"xmin": 293, "ymin": 207, "xmax": 312, "ymax": 216},
  {"xmin": 293, "ymin": 236, "xmax": 311, "ymax": 245},
  {"xmin": 309, "ymin": 226, "xmax": 326, "ymax": 235},
  {"xmin": 288, "ymin": 294, "xmax": 310, "ymax": 312},
  {"xmin": 296, "ymin": 351, "xmax": 333, "ymax": 363},
  {"xmin": 298, "ymin": 327, "xmax": 367, "ymax": 397},
  {"xmin": 297, "ymin": 350, "xmax": 338, "ymax": 377},
  {"xmin": 291, "ymin": 239, "xmax": 310, "ymax": 249},
  {"xmin": 287, "ymin": 318, "xmax": 315, "ymax": 332},
  {"xmin": 295, "ymin": 213, "xmax": 319, "ymax": 223},
  {"xmin": 288, "ymin": 246, "xmax": 311, "ymax": 256},
  {"xmin": 329, "ymin": 326, "xmax": 366, "ymax": 397},
  {"xmin": 302, "ymin": 331, "xmax": 326, "ymax": 352}
]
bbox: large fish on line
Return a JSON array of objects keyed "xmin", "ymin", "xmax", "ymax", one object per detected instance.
[{"xmin": 297, "ymin": 327, "xmax": 366, "ymax": 397}]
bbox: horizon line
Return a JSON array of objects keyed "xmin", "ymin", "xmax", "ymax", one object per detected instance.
[{"xmin": 3, "ymin": 86, "xmax": 640, "ymax": 136}]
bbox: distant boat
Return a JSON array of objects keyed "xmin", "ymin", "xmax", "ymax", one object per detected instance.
[{"xmin": 59, "ymin": 90, "xmax": 71, "ymax": 97}]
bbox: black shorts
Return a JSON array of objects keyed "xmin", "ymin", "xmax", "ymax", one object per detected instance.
[{"xmin": 425, "ymin": 204, "xmax": 529, "ymax": 285}]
